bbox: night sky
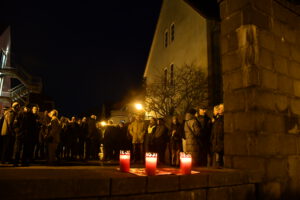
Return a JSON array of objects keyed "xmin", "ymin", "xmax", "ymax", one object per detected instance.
[{"xmin": 0, "ymin": 1, "xmax": 162, "ymax": 117}]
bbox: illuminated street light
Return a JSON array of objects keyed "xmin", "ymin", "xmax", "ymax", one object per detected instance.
[
  {"xmin": 135, "ymin": 103, "xmax": 143, "ymax": 110},
  {"xmin": 100, "ymin": 121, "xmax": 107, "ymax": 126}
]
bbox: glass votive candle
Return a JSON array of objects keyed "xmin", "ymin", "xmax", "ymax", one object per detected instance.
[
  {"xmin": 119, "ymin": 150, "xmax": 130, "ymax": 172},
  {"xmin": 145, "ymin": 152, "xmax": 157, "ymax": 176},
  {"xmin": 180, "ymin": 152, "xmax": 192, "ymax": 175}
]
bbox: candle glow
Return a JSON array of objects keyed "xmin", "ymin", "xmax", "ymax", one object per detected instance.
[
  {"xmin": 145, "ymin": 152, "xmax": 157, "ymax": 176},
  {"xmin": 119, "ymin": 150, "xmax": 130, "ymax": 172},
  {"xmin": 180, "ymin": 152, "xmax": 192, "ymax": 175}
]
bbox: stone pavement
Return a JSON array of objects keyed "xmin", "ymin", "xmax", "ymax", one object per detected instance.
[{"xmin": 0, "ymin": 162, "xmax": 262, "ymax": 200}]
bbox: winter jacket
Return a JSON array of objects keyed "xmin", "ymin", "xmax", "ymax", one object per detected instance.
[
  {"xmin": 128, "ymin": 120, "xmax": 146, "ymax": 144},
  {"xmin": 211, "ymin": 115, "xmax": 224, "ymax": 153}
]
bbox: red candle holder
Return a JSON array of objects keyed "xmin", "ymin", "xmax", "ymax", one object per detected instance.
[
  {"xmin": 180, "ymin": 152, "xmax": 192, "ymax": 175},
  {"xmin": 119, "ymin": 150, "xmax": 130, "ymax": 172},
  {"xmin": 145, "ymin": 152, "xmax": 157, "ymax": 176}
]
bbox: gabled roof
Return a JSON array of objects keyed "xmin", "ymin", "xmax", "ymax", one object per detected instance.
[{"xmin": 184, "ymin": 0, "xmax": 220, "ymax": 20}]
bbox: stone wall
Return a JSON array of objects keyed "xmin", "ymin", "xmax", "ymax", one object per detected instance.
[
  {"xmin": 0, "ymin": 168, "xmax": 259, "ymax": 200},
  {"xmin": 219, "ymin": 0, "xmax": 300, "ymax": 198}
]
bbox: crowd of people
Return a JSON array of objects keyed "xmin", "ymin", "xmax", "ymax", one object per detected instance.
[{"xmin": 0, "ymin": 101, "xmax": 224, "ymax": 168}]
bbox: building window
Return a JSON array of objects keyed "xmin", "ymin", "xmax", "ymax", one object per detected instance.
[
  {"xmin": 164, "ymin": 68, "xmax": 168, "ymax": 87},
  {"xmin": 171, "ymin": 23, "xmax": 175, "ymax": 42},
  {"xmin": 164, "ymin": 30, "xmax": 168, "ymax": 48},
  {"xmin": 170, "ymin": 64, "xmax": 174, "ymax": 86}
]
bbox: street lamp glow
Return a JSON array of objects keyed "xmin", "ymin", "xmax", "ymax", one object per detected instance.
[
  {"xmin": 135, "ymin": 103, "xmax": 143, "ymax": 110},
  {"xmin": 100, "ymin": 121, "xmax": 107, "ymax": 126}
]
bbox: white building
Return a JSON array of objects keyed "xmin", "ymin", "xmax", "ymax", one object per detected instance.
[{"xmin": 144, "ymin": 0, "xmax": 222, "ymax": 115}]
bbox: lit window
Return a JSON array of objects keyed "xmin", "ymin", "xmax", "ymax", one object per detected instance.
[
  {"xmin": 164, "ymin": 30, "xmax": 168, "ymax": 48},
  {"xmin": 171, "ymin": 24, "xmax": 175, "ymax": 42},
  {"xmin": 170, "ymin": 64, "xmax": 174, "ymax": 86}
]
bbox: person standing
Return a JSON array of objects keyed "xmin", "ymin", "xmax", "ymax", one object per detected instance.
[
  {"xmin": 86, "ymin": 115, "xmax": 99, "ymax": 160},
  {"xmin": 211, "ymin": 104, "xmax": 224, "ymax": 168},
  {"xmin": 197, "ymin": 107, "xmax": 212, "ymax": 167},
  {"xmin": 1, "ymin": 102, "xmax": 20, "ymax": 164},
  {"xmin": 184, "ymin": 108, "xmax": 201, "ymax": 166},
  {"xmin": 153, "ymin": 118, "xmax": 168, "ymax": 164},
  {"xmin": 78, "ymin": 117, "xmax": 88, "ymax": 161},
  {"xmin": 169, "ymin": 116, "xmax": 184, "ymax": 166},
  {"xmin": 128, "ymin": 115, "xmax": 146, "ymax": 163},
  {"xmin": 45, "ymin": 109, "xmax": 61, "ymax": 165},
  {"xmin": 144, "ymin": 117, "xmax": 156, "ymax": 153}
]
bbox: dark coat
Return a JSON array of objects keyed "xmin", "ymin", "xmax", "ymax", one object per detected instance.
[
  {"xmin": 169, "ymin": 122, "xmax": 184, "ymax": 151},
  {"xmin": 153, "ymin": 124, "xmax": 168, "ymax": 149},
  {"xmin": 87, "ymin": 118, "xmax": 99, "ymax": 141},
  {"xmin": 210, "ymin": 115, "xmax": 224, "ymax": 153},
  {"xmin": 144, "ymin": 124, "xmax": 156, "ymax": 152},
  {"xmin": 47, "ymin": 117, "xmax": 61, "ymax": 144},
  {"xmin": 197, "ymin": 114, "xmax": 212, "ymax": 147}
]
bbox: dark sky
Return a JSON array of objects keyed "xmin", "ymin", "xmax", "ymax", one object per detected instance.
[{"xmin": 1, "ymin": 1, "xmax": 162, "ymax": 117}]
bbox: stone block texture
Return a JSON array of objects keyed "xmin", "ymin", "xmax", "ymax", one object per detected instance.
[{"xmin": 220, "ymin": 0, "xmax": 300, "ymax": 198}]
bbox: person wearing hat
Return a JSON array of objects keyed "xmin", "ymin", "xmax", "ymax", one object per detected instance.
[
  {"xmin": 184, "ymin": 108, "xmax": 201, "ymax": 166},
  {"xmin": 1, "ymin": 102, "xmax": 20, "ymax": 164}
]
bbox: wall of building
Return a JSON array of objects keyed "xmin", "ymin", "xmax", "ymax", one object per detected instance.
[
  {"xmin": 219, "ymin": 0, "xmax": 300, "ymax": 198},
  {"xmin": 144, "ymin": 0, "xmax": 209, "ymax": 84}
]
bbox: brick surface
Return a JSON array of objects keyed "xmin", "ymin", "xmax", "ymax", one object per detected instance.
[
  {"xmin": 222, "ymin": 70, "xmax": 243, "ymax": 91},
  {"xmin": 242, "ymin": 5, "xmax": 270, "ymax": 29},
  {"xmin": 277, "ymin": 75, "xmax": 293, "ymax": 95},
  {"xmin": 266, "ymin": 158, "xmax": 288, "ymax": 180},
  {"xmin": 261, "ymin": 70, "xmax": 277, "ymax": 90},
  {"xmin": 111, "ymin": 177, "xmax": 147, "ymax": 196},
  {"xmin": 278, "ymin": 135, "xmax": 298, "ymax": 155},
  {"xmin": 179, "ymin": 173, "xmax": 208, "ymax": 190},
  {"xmin": 223, "ymin": 90, "xmax": 245, "ymax": 112},
  {"xmin": 208, "ymin": 171, "xmax": 248, "ymax": 187},
  {"xmin": 222, "ymin": 52, "xmax": 242, "ymax": 72},
  {"xmin": 259, "ymin": 48, "xmax": 273, "ymax": 70},
  {"xmin": 274, "ymin": 55, "xmax": 288, "ymax": 75},
  {"xmin": 221, "ymin": 11, "xmax": 242, "ymax": 36},
  {"xmin": 221, "ymin": 32, "xmax": 238, "ymax": 55},
  {"xmin": 147, "ymin": 175, "xmax": 179, "ymax": 193},
  {"xmin": 231, "ymin": 184, "xmax": 256, "ymax": 200},
  {"xmin": 232, "ymin": 156, "xmax": 265, "ymax": 173},
  {"xmin": 207, "ymin": 187, "xmax": 231, "ymax": 200},
  {"xmin": 224, "ymin": 134, "xmax": 248, "ymax": 156},
  {"xmin": 293, "ymin": 80, "xmax": 300, "ymax": 97},
  {"xmin": 274, "ymin": 37, "xmax": 291, "ymax": 58},
  {"xmin": 291, "ymin": 45, "xmax": 300, "ymax": 63},
  {"xmin": 289, "ymin": 61, "xmax": 300, "ymax": 80},
  {"xmin": 258, "ymin": 29, "xmax": 275, "ymax": 52},
  {"xmin": 291, "ymin": 99, "xmax": 300, "ymax": 115},
  {"xmin": 275, "ymin": 94, "xmax": 289, "ymax": 112}
]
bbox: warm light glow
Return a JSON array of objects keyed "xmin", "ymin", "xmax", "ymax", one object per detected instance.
[
  {"xmin": 135, "ymin": 103, "xmax": 143, "ymax": 110},
  {"xmin": 180, "ymin": 152, "xmax": 192, "ymax": 175},
  {"xmin": 120, "ymin": 150, "xmax": 130, "ymax": 172},
  {"xmin": 145, "ymin": 152, "xmax": 157, "ymax": 176},
  {"xmin": 100, "ymin": 121, "xmax": 107, "ymax": 126}
]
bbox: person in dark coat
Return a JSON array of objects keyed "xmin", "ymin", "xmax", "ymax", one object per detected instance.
[
  {"xmin": 144, "ymin": 117, "xmax": 156, "ymax": 153},
  {"xmin": 184, "ymin": 108, "xmax": 201, "ymax": 166},
  {"xmin": 211, "ymin": 104, "xmax": 224, "ymax": 168},
  {"xmin": 197, "ymin": 107, "xmax": 212, "ymax": 167},
  {"xmin": 78, "ymin": 117, "xmax": 88, "ymax": 160},
  {"xmin": 103, "ymin": 120, "xmax": 117, "ymax": 161},
  {"xmin": 116, "ymin": 121, "xmax": 130, "ymax": 152},
  {"xmin": 68, "ymin": 116, "xmax": 79, "ymax": 160},
  {"xmin": 169, "ymin": 116, "xmax": 184, "ymax": 166},
  {"xmin": 27, "ymin": 105, "xmax": 40, "ymax": 163},
  {"xmin": 35, "ymin": 110, "xmax": 50, "ymax": 160},
  {"xmin": 13, "ymin": 106, "xmax": 31, "ymax": 166},
  {"xmin": 153, "ymin": 118, "xmax": 168, "ymax": 164},
  {"xmin": 86, "ymin": 115, "xmax": 99, "ymax": 160},
  {"xmin": 45, "ymin": 109, "xmax": 61, "ymax": 165}
]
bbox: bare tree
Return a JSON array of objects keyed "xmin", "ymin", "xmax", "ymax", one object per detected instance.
[{"xmin": 145, "ymin": 64, "xmax": 208, "ymax": 118}]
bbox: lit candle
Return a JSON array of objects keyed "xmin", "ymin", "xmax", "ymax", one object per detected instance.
[
  {"xmin": 145, "ymin": 152, "xmax": 157, "ymax": 176},
  {"xmin": 180, "ymin": 152, "xmax": 192, "ymax": 175},
  {"xmin": 119, "ymin": 150, "xmax": 130, "ymax": 172}
]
